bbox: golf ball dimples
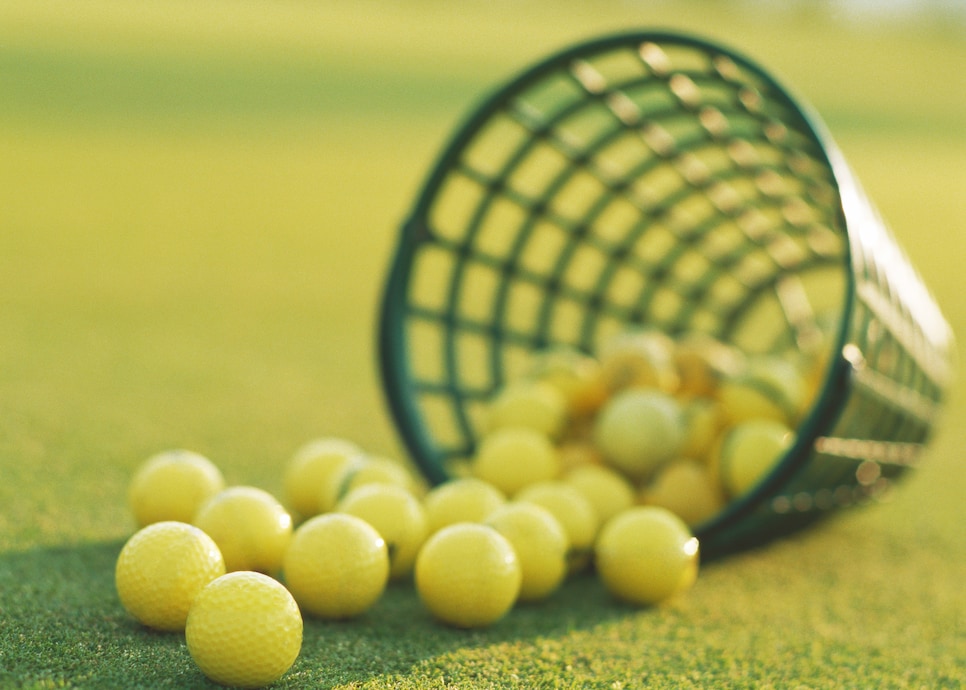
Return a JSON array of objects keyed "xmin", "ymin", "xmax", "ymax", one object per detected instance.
[
  {"xmin": 186, "ymin": 571, "xmax": 302, "ymax": 689},
  {"xmin": 283, "ymin": 513, "xmax": 390, "ymax": 620},
  {"xmin": 192, "ymin": 486, "xmax": 293, "ymax": 574},
  {"xmin": 115, "ymin": 521, "xmax": 225, "ymax": 632}
]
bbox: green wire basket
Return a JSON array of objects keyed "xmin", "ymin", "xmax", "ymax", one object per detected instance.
[{"xmin": 378, "ymin": 31, "xmax": 955, "ymax": 559}]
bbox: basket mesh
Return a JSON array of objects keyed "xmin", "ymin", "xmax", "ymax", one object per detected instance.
[{"xmin": 379, "ymin": 32, "xmax": 954, "ymax": 557}]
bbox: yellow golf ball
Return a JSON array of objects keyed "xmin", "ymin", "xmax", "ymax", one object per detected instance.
[
  {"xmin": 717, "ymin": 355, "xmax": 807, "ymax": 427},
  {"xmin": 115, "ymin": 521, "xmax": 225, "ymax": 631},
  {"xmin": 336, "ymin": 483, "xmax": 429, "ymax": 580},
  {"xmin": 678, "ymin": 396, "xmax": 727, "ymax": 464},
  {"xmin": 592, "ymin": 389, "xmax": 685, "ymax": 482},
  {"xmin": 422, "ymin": 477, "xmax": 506, "ymax": 534},
  {"xmin": 562, "ymin": 464, "xmax": 636, "ymax": 526},
  {"xmin": 639, "ymin": 458, "xmax": 725, "ymax": 527},
  {"xmin": 597, "ymin": 328, "xmax": 680, "ymax": 394},
  {"xmin": 484, "ymin": 379, "xmax": 568, "ymax": 439},
  {"xmin": 556, "ymin": 439, "xmax": 606, "ymax": 474},
  {"xmin": 485, "ymin": 502, "xmax": 568, "ymax": 603},
  {"xmin": 515, "ymin": 480, "xmax": 599, "ymax": 574},
  {"xmin": 337, "ymin": 456, "xmax": 421, "ymax": 499},
  {"xmin": 282, "ymin": 513, "xmax": 389, "ymax": 620},
  {"xmin": 186, "ymin": 571, "xmax": 302, "ymax": 689},
  {"xmin": 594, "ymin": 506, "xmax": 700, "ymax": 606},
  {"xmin": 128, "ymin": 449, "xmax": 225, "ymax": 528},
  {"xmin": 471, "ymin": 426, "xmax": 561, "ymax": 497},
  {"xmin": 673, "ymin": 332, "xmax": 743, "ymax": 399},
  {"xmin": 192, "ymin": 486, "xmax": 293, "ymax": 575},
  {"xmin": 415, "ymin": 522, "xmax": 521, "ymax": 628},
  {"xmin": 282, "ymin": 437, "xmax": 365, "ymax": 519},
  {"xmin": 524, "ymin": 345, "xmax": 609, "ymax": 419},
  {"xmin": 714, "ymin": 419, "xmax": 796, "ymax": 498}
]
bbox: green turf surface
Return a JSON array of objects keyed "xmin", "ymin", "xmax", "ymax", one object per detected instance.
[{"xmin": 1, "ymin": 1, "xmax": 965, "ymax": 687}]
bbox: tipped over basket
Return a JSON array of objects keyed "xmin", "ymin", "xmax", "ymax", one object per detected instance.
[{"xmin": 378, "ymin": 31, "xmax": 955, "ymax": 559}]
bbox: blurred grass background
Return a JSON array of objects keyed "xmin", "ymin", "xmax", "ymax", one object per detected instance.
[{"xmin": 0, "ymin": 1, "xmax": 964, "ymax": 687}]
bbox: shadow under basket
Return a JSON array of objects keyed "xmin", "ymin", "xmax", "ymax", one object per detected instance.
[{"xmin": 377, "ymin": 31, "xmax": 955, "ymax": 560}]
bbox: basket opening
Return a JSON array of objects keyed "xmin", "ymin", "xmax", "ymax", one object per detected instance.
[{"xmin": 380, "ymin": 31, "xmax": 953, "ymax": 557}]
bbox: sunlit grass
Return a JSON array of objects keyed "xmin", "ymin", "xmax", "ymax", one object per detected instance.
[{"xmin": 1, "ymin": 2, "xmax": 964, "ymax": 688}]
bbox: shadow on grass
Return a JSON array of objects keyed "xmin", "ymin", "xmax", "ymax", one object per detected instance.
[
  {"xmin": 0, "ymin": 539, "xmax": 210, "ymax": 689},
  {"xmin": 289, "ymin": 571, "xmax": 633, "ymax": 687},
  {"xmin": 0, "ymin": 539, "xmax": 635, "ymax": 689}
]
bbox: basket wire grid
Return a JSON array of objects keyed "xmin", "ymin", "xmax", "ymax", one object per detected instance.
[{"xmin": 378, "ymin": 31, "xmax": 955, "ymax": 559}]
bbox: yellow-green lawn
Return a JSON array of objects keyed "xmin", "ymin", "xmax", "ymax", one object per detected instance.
[{"xmin": 1, "ymin": 2, "xmax": 964, "ymax": 687}]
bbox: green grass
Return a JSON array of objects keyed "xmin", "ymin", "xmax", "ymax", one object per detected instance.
[{"xmin": 1, "ymin": 1, "xmax": 965, "ymax": 687}]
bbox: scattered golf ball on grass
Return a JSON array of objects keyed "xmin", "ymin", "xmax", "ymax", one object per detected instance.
[
  {"xmin": 415, "ymin": 522, "xmax": 521, "ymax": 628},
  {"xmin": 562, "ymin": 463, "xmax": 636, "ymax": 526},
  {"xmin": 113, "ymin": 314, "xmax": 832, "ymax": 685},
  {"xmin": 336, "ymin": 482, "xmax": 429, "ymax": 580},
  {"xmin": 115, "ymin": 521, "xmax": 225, "ymax": 632},
  {"xmin": 186, "ymin": 571, "xmax": 302, "ymax": 689},
  {"xmin": 515, "ymin": 480, "xmax": 599, "ymax": 574},
  {"xmin": 128, "ymin": 449, "xmax": 225, "ymax": 528},
  {"xmin": 485, "ymin": 502, "xmax": 568, "ymax": 603},
  {"xmin": 282, "ymin": 512, "xmax": 390, "ymax": 620},
  {"xmin": 192, "ymin": 486, "xmax": 293, "ymax": 575},
  {"xmin": 339, "ymin": 455, "xmax": 427, "ymax": 498},
  {"xmin": 595, "ymin": 506, "xmax": 700, "ymax": 607}
]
